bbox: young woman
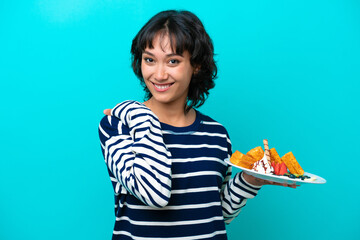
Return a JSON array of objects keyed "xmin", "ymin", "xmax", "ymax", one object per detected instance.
[{"xmin": 99, "ymin": 10, "xmax": 295, "ymax": 240}]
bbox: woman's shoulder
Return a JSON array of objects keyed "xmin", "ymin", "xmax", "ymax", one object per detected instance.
[
  {"xmin": 198, "ymin": 111, "xmax": 223, "ymax": 125},
  {"xmin": 197, "ymin": 111, "xmax": 229, "ymax": 134}
]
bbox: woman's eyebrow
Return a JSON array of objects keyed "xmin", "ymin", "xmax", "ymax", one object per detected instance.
[
  {"xmin": 143, "ymin": 51, "xmax": 155, "ymax": 56},
  {"xmin": 143, "ymin": 51, "xmax": 183, "ymax": 57},
  {"xmin": 166, "ymin": 53, "xmax": 183, "ymax": 57}
]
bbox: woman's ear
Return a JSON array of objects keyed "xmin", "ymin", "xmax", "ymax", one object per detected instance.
[{"xmin": 193, "ymin": 65, "xmax": 201, "ymax": 74}]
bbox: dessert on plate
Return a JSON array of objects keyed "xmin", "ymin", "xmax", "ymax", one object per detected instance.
[{"xmin": 229, "ymin": 139, "xmax": 313, "ymax": 181}]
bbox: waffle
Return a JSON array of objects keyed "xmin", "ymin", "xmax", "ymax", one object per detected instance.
[
  {"xmin": 281, "ymin": 152, "xmax": 304, "ymax": 175},
  {"xmin": 246, "ymin": 146, "xmax": 264, "ymax": 161},
  {"xmin": 270, "ymin": 148, "xmax": 282, "ymax": 164},
  {"xmin": 230, "ymin": 150, "xmax": 257, "ymax": 169}
]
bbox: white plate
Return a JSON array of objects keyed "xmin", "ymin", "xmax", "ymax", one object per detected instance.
[{"xmin": 225, "ymin": 159, "xmax": 326, "ymax": 185}]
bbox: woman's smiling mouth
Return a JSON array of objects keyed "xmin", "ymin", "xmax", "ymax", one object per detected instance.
[{"xmin": 153, "ymin": 82, "xmax": 174, "ymax": 92}]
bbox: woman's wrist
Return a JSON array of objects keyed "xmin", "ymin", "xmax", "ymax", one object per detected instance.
[{"xmin": 241, "ymin": 171, "xmax": 264, "ymax": 187}]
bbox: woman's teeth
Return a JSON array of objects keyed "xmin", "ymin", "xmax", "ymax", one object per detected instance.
[{"xmin": 154, "ymin": 84, "xmax": 171, "ymax": 90}]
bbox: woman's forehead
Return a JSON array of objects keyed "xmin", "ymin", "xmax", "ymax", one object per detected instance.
[{"xmin": 144, "ymin": 31, "xmax": 185, "ymax": 55}]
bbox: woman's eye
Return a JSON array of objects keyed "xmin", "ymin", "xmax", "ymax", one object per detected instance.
[
  {"xmin": 169, "ymin": 59, "xmax": 179, "ymax": 64},
  {"xmin": 144, "ymin": 58, "xmax": 154, "ymax": 63}
]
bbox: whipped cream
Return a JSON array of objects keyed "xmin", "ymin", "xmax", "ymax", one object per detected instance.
[{"xmin": 252, "ymin": 158, "xmax": 274, "ymax": 174}]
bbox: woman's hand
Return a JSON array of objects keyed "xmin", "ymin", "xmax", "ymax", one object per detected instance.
[
  {"xmin": 242, "ymin": 171, "xmax": 299, "ymax": 188},
  {"xmin": 103, "ymin": 109, "xmax": 111, "ymax": 116}
]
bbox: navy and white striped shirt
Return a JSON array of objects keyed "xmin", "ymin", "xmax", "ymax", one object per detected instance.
[{"xmin": 99, "ymin": 100, "xmax": 260, "ymax": 240}]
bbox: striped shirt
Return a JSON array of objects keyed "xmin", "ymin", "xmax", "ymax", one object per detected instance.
[{"xmin": 98, "ymin": 100, "xmax": 261, "ymax": 240}]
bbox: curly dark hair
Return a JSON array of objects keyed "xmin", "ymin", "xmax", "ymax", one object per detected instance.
[{"xmin": 131, "ymin": 10, "xmax": 217, "ymax": 110}]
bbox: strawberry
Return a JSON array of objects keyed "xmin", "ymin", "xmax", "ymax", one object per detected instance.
[
  {"xmin": 274, "ymin": 163, "xmax": 281, "ymax": 175},
  {"xmin": 279, "ymin": 162, "xmax": 288, "ymax": 175}
]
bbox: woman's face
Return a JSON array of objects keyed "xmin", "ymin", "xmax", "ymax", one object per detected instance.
[{"xmin": 141, "ymin": 34, "xmax": 194, "ymax": 108}]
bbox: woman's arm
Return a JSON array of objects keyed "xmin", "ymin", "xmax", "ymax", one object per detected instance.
[
  {"xmin": 221, "ymin": 163, "xmax": 298, "ymax": 223},
  {"xmin": 221, "ymin": 167, "xmax": 261, "ymax": 223},
  {"xmin": 99, "ymin": 101, "xmax": 172, "ymax": 208}
]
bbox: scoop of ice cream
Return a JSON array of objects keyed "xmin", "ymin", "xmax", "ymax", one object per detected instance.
[{"xmin": 252, "ymin": 158, "xmax": 274, "ymax": 174}]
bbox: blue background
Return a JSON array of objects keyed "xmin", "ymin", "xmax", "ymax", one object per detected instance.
[{"xmin": 1, "ymin": 0, "xmax": 359, "ymax": 239}]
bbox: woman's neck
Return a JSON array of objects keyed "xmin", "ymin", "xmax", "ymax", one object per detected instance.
[{"xmin": 144, "ymin": 98, "xmax": 196, "ymax": 127}]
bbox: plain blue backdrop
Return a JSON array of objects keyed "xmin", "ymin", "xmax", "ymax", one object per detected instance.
[{"xmin": 1, "ymin": 0, "xmax": 359, "ymax": 239}]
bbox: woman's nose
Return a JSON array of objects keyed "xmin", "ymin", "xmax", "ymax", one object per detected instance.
[{"xmin": 155, "ymin": 65, "xmax": 168, "ymax": 81}]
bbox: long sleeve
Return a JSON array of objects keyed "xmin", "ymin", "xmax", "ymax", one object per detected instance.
[
  {"xmin": 220, "ymin": 133, "xmax": 261, "ymax": 223},
  {"xmin": 221, "ymin": 167, "xmax": 261, "ymax": 223},
  {"xmin": 98, "ymin": 100, "xmax": 172, "ymax": 208}
]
